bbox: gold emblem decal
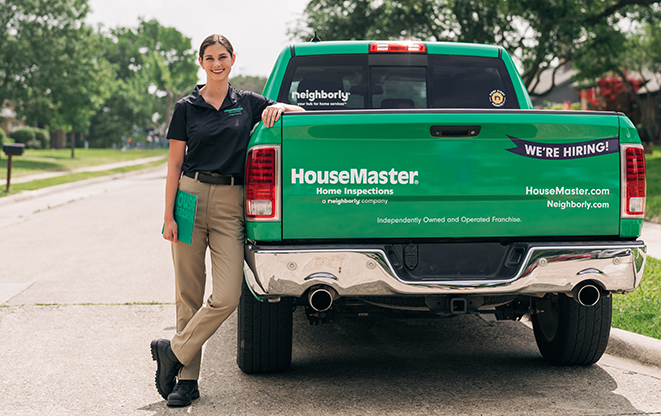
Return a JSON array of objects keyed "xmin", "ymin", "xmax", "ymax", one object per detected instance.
[{"xmin": 489, "ymin": 90, "xmax": 506, "ymax": 107}]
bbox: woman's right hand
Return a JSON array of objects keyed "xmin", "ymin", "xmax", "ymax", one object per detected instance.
[
  {"xmin": 163, "ymin": 140, "xmax": 186, "ymax": 245},
  {"xmin": 163, "ymin": 217, "xmax": 179, "ymax": 244}
]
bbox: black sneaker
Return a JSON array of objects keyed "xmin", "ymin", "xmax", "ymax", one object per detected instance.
[
  {"xmin": 150, "ymin": 339, "xmax": 182, "ymax": 399},
  {"xmin": 167, "ymin": 380, "xmax": 200, "ymax": 407}
]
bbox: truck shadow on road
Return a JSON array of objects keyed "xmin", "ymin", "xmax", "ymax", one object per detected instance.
[{"xmin": 148, "ymin": 312, "xmax": 643, "ymax": 415}]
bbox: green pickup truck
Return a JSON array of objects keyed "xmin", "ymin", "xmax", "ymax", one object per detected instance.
[{"xmin": 237, "ymin": 40, "xmax": 647, "ymax": 373}]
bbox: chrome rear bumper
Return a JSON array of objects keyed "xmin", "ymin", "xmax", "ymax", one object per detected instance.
[{"xmin": 244, "ymin": 242, "xmax": 646, "ymax": 299}]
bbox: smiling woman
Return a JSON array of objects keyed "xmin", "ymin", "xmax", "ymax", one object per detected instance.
[
  {"xmin": 197, "ymin": 35, "xmax": 236, "ymax": 109},
  {"xmin": 151, "ymin": 33, "xmax": 304, "ymax": 408}
]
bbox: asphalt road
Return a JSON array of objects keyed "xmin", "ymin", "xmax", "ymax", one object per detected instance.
[{"xmin": 1, "ymin": 166, "xmax": 661, "ymax": 415}]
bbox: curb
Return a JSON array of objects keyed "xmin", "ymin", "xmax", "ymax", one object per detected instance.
[
  {"xmin": 606, "ymin": 328, "xmax": 661, "ymax": 368},
  {"xmin": 0, "ymin": 163, "xmax": 166, "ymax": 207}
]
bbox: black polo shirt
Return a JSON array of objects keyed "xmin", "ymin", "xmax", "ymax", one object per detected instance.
[{"xmin": 166, "ymin": 85, "xmax": 275, "ymax": 177}]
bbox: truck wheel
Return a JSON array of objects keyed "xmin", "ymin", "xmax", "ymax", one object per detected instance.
[
  {"xmin": 237, "ymin": 280, "xmax": 294, "ymax": 373},
  {"xmin": 531, "ymin": 293, "xmax": 611, "ymax": 366}
]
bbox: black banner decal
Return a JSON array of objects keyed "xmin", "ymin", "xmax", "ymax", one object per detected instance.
[{"xmin": 506, "ymin": 135, "xmax": 618, "ymax": 160}]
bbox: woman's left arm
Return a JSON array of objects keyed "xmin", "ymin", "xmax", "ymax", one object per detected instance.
[{"xmin": 262, "ymin": 103, "xmax": 305, "ymax": 128}]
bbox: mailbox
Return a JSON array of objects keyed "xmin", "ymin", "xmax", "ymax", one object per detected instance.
[{"xmin": 3, "ymin": 143, "xmax": 25, "ymax": 156}]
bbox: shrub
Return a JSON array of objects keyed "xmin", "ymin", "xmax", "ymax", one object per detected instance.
[
  {"xmin": 27, "ymin": 138, "xmax": 42, "ymax": 149},
  {"xmin": 10, "ymin": 127, "xmax": 47, "ymax": 149},
  {"xmin": 10, "ymin": 128, "xmax": 36, "ymax": 146},
  {"xmin": 34, "ymin": 128, "xmax": 50, "ymax": 149}
]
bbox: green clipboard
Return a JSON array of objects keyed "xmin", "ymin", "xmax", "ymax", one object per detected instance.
[{"xmin": 164, "ymin": 190, "xmax": 197, "ymax": 245}]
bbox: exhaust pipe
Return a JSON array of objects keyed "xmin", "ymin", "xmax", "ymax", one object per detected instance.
[
  {"xmin": 573, "ymin": 283, "xmax": 601, "ymax": 307},
  {"xmin": 308, "ymin": 286, "xmax": 338, "ymax": 312}
]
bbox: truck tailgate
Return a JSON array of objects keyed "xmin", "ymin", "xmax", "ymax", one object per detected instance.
[{"xmin": 281, "ymin": 110, "xmax": 621, "ymax": 239}]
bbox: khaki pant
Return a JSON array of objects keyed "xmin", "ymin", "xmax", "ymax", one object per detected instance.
[{"xmin": 170, "ymin": 175, "xmax": 245, "ymax": 380}]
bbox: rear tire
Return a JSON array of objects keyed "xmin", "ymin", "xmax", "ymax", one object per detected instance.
[
  {"xmin": 237, "ymin": 279, "xmax": 294, "ymax": 373},
  {"xmin": 532, "ymin": 293, "xmax": 611, "ymax": 366}
]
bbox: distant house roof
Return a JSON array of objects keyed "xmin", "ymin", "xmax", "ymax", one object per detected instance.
[
  {"xmin": 528, "ymin": 63, "xmax": 580, "ymax": 107},
  {"xmin": 1, "ymin": 99, "xmax": 17, "ymax": 119},
  {"xmin": 1, "ymin": 107, "xmax": 17, "ymax": 118},
  {"xmin": 528, "ymin": 64, "xmax": 661, "ymax": 104},
  {"xmin": 635, "ymin": 69, "xmax": 661, "ymax": 95}
]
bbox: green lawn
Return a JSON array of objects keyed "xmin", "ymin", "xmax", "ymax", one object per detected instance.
[
  {"xmin": 625, "ymin": 146, "xmax": 661, "ymax": 340},
  {"xmin": 612, "ymin": 256, "xmax": 661, "ymax": 340},
  {"xmin": 0, "ymin": 148, "xmax": 168, "ymax": 180},
  {"xmin": 1, "ymin": 159, "xmax": 166, "ymax": 197},
  {"xmin": 608, "ymin": 145, "xmax": 661, "ymax": 340}
]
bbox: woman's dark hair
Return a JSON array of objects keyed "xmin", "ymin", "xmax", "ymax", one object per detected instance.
[{"xmin": 199, "ymin": 34, "xmax": 234, "ymax": 58}]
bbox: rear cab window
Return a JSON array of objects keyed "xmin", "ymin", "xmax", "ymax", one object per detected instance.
[{"xmin": 277, "ymin": 53, "xmax": 519, "ymax": 110}]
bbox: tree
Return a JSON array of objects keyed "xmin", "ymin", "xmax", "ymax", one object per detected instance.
[
  {"xmin": 28, "ymin": 24, "xmax": 112, "ymax": 156},
  {"xmin": 86, "ymin": 77, "xmax": 153, "ymax": 148},
  {"xmin": 0, "ymin": 0, "xmax": 112, "ymax": 155},
  {"xmin": 135, "ymin": 19, "xmax": 199, "ymax": 135},
  {"xmin": 289, "ymin": 0, "xmax": 660, "ymax": 93},
  {"xmin": 574, "ymin": 21, "xmax": 661, "ymax": 142},
  {"xmin": 85, "ymin": 27, "xmax": 159, "ymax": 147},
  {"xmin": 86, "ymin": 19, "xmax": 198, "ymax": 147},
  {"xmin": 230, "ymin": 75, "xmax": 268, "ymax": 94},
  {"xmin": 578, "ymin": 73, "xmax": 644, "ymax": 110},
  {"xmin": 625, "ymin": 23, "xmax": 661, "ymax": 143},
  {"xmin": 0, "ymin": 0, "xmax": 87, "ymax": 115}
]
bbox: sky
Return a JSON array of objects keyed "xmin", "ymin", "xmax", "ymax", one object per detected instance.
[{"xmin": 85, "ymin": 0, "xmax": 311, "ymax": 80}]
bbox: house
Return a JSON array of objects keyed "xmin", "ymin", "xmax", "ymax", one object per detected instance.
[
  {"xmin": 528, "ymin": 63, "xmax": 580, "ymax": 108},
  {"xmin": 0, "ymin": 102, "xmax": 26, "ymax": 137}
]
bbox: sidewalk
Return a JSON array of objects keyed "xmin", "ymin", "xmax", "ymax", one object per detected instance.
[
  {"xmin": 0, "ymin": 154, "xmax": 166, "ymax": 187},
  {"xmin": 608, "ymin": 220, "xmax": 661, "ymax": 366},
  {"xmin": 640, "ymin": 220, "xmax": 661, "ymax": 259}
]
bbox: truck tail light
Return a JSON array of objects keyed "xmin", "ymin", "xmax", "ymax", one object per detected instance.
[
  {"xmin": 369, "ymin": 42, "xmax": 427, "ymax": 53},
  {"xmin": 246, "ymin": 146, "xmax": 280, "ymax": 220},
  {"xmin": 621, "ymin": 144, "xmax": 646, "ymax": 218}
]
